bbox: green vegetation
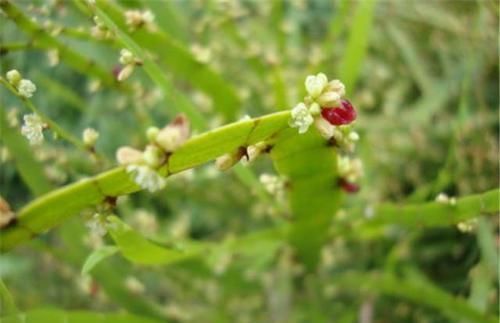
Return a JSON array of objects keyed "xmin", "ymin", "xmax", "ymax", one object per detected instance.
[{"xmin": 0, "ymin": 0, "xmax": 498, "ymax": 322}]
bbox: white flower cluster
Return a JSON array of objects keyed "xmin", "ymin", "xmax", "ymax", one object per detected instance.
[
  {"xmin": 117, "ymin": 115, "xmax": 190, "ymax": 192},
  {"xmin": 91, "ymin": 16, "xmax": 113, "ymax": 40},
  {"xmin": 124, "ymin": 10, "xmax": 155, "ymax": 31},
  {"xmin": 6, "ymin": 69, "xmax": 37, "ymax": 98},
  {"xmin": 337, "ymin": 156, "xmax": 363, "ymax": 183},
  {"xmin": 435, "ymin": 193, "xmax": 456, "ymax": 206},
  {"xmin": 21, "ymin": 113, "xmax": 45, "ymax": 145},
  {"xmin": 289, "ymin": 73, "xmax": 346, "ymax": 134},
  {"xmin": 259, "ymin": 173, "xmax": 285, "ymax": 200},
  {"xmin": 85, "ymin": 213, "xmax": 109, "ymax": 237}
]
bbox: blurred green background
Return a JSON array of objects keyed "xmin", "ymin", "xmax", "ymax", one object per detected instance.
[{"xmin": 0, "ymin": 0, "xmax": 498, "ymax": 322}]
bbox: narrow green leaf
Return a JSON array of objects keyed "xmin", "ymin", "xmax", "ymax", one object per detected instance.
[
  {"xmin": 81, "ymin": 245, "xmax": 119, "ymax": 275},
  {"xmin": 339, "ymin": 0, "xmax": 377, "ymax": 92},
  {"xmin": 334, "ymin": 271, "xmax": 496, "ymax": 323},
  {"xmin": 107, "ymin": 216, "xmax": 203, "ymax": 265},
  {"xmin": 0, "ymin": 279, "xmax": 19, "ymax": 319}
]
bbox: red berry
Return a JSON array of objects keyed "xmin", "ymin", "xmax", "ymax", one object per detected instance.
[
  {"xmin": 338, "ymin": 178, "xmax": 360, "ymax": 193},
  {"xmin": 321, "ymin": 99, "xmax": 357, "ymax": 125}
]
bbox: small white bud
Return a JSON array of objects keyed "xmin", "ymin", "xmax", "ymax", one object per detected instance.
[
  {"xmin": 348, "ymin": 131, "xmax": 359, "ymax": 142},
  {"xmin": 317, "ymin": 91, "xmax": 341, "ymax": 107},
  {"xmin": 119, "ymin": 49, "xmax": 135, "ymax": 65},
  {"xmin": 82, "ymin": 128, "xmax": 99, "ymax": 147},
  {"xmin": 308, "ymin": 102, "xmax": 321, "ymax": 115},
  {"xmin": 117, "ymin": 64, "xmax": 135, "ymax": 82},
  {"xmin": 6, "ymin": 69, "xmax": 21, "ymax": 86},
  {"xmin": 146, "ymin": 127, "xmax": 159, "ymax": 142},
  {"xmin": 142, "ymin": 145, "xmax": 163, "ymax": 168},
  {"xmin": 305, "ymin": 73, "xmax": 328, "ymax": 98},
  {"xmin": 116, "ymin": 146, "xmax": 143, "ymax": 165},
  {"xmin": 155, "ymin": 115, "xmax": 190, "ymax": 152},
  {"xmin": 325, "ymin": 79, "xmax": 346, "ymax": 97},
  {"xmin": 215, "ymin": 154, "xmax": 235, "ymax": 171},
  {"xmin": 314, "ymin": 117, "xmax": 335, "ymax": 139}
]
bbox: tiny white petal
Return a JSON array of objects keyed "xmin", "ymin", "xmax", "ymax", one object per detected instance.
[{"xmin": 305, "ymin": 73, "xmax": 327, "ymax": 98}]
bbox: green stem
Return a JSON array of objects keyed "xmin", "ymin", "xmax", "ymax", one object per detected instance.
[{"xmin": 1, "ymin": 77, "xmax": 86, "ymax": 151}]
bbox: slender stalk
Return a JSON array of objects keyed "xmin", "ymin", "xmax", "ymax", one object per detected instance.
[{"xmin": 0, "ymin": 77, "xmax": 86, "ymax": 151}]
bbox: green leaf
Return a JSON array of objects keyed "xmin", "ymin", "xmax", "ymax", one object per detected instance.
[
  {"xmin": 0, "ymin": 279, "xmax": 19, "ymax": 319},
  {"xmin": 339, "ymin": 0, "xmax": 377, "ymax": 92},
  {"xmin": 81, "ymin": 245, "xmax": 119, "ymax": 275},
  {"xmin": 334, "ymin": 271, "xmax": 496, "ymax": 323},
  {"xmin": 107, "ymin": 216, "xmax": 203, "ymax": 265},
  {"xmin": 0, "ymin": 308, "xmax": 163, "ymax": 323},
  {"xmin": 271, "ymin": 127, "xmax": 342, "ymax": 270}
]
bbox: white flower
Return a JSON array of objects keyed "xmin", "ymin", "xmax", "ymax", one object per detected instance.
[
  {"xmin": 21, "ymin": 113, "xmax": 44, "ymax": 145},
  {"xmin": 17, "ymin": 79, "xmax": 36, "ymax": 98},
  {"xmin": 116, "ymin": 146, "xmax": 143, "ymax": 165},
  {"xmin": 86, "ymin": 213, "xmax": 108, "ymax": 237},
  {"xmin": 82, "ymin": 128, "xmax": 99, "ymax": 146},
  {"xmin": 6, "ymin": 69, "xmax": 21, "ymax": 86},
  {"xmin": 305, "ymin": 73, "xmax": 327, "ymax": 98},
  {"xmin": 125, "ymin": 10, "xmax": 154, "ymax": 30},
  {"xmin": 289, "ymin": 102, "xmax": 314, "ymax": 134},
  {"xmin": 119, "ymin": 49, "xmax": 135, "ymax": 65},
  {"xmin": 337, "ymin": 156, "xmax": 363, "ymax": 182},
  {"xmin": 126, "ymin": 165, "xmax": 166, "ymax": 192},
  {"xmin": 259, "ymin": 173, "xmax": 285, "ymax": 196}
]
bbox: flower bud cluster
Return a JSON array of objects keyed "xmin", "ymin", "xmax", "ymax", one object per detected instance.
[
  {"xmin": 116, "ymin": 49, "xmax": 142, "ymax": 82},
  {"xmin": 124, "ymin": 10, "xmax": 155, "ymax": 31},
  {"xmin": 289, "ymin": 74, "xmax": 362, "ymax": 193},
  {"xmin": 289, "ymin": 73, "xmax": 352, "ymax": 134},
  {"xmin": 91, "ymin": 16, "xmax": 114, "ymax": 40},
  {"xmin": 117, "ymin": 115, "xmax": 190, "ymax": 192},
  {"xmin": 6, "ymin": 69, "xmax": 37, "ymax": 98}
]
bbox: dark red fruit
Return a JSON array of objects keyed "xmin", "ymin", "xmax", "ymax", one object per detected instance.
[
  {"xmin": 338, "ymin": 178, "xmax": 360, "ymax": 193},
  {"xmin": 321, "ymin": 99, "xmax": 357, "ymax": 126}
]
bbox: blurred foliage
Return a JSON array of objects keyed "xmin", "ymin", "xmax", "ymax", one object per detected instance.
[{"xmin": 0, "ymin": 0, "xmax": 499, "ymax": 322}]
